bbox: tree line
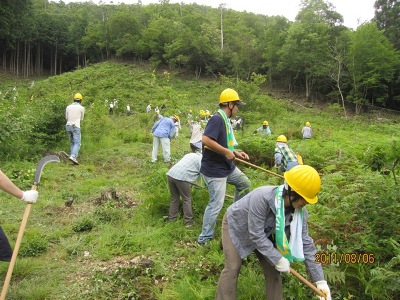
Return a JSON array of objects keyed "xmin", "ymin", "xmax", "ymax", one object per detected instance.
[{"xmin": 0, "ymin": 0, "xmax": 399, "ymax": 110}]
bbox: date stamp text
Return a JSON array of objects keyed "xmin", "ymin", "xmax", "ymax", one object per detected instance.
[{"xmin": 315, "ymin": 252, "xmax": 375, "ymax": 265}]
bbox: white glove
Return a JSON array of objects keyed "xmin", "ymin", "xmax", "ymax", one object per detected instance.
[
  {"xmin": 21, "ymin": 190, "xmax": 38, "ymax": 203},
  {"xmin": 274, "ymin": 256, "xmax": 290, "ymax": 273},
  {"xmin": 316, "ymin": 280, "xmax": 331, "ymax": 300}
]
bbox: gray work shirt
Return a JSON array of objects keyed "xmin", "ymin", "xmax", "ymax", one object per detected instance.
[{"xmin": 226, "ymin": 186, "xmax": 325, "ymax": 282}]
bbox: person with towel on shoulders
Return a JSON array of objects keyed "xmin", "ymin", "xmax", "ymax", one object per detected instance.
[
  {"xmin": 197, "ymin": 88, "xmax": 251, "ymax": 245},
  {"xmin": 215, "ymin": 165, "xmax": 331, "ymax": 300}
]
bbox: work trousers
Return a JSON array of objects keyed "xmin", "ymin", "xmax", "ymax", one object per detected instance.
[
  {"xmin": 215, "ymin": 215, "xmax": 283, "ymax": 300},
  {"xmin": 152, "ymin": 136, "xmax": 171, "ymax": 162},
  {"xmin": 167, "ymin": 176, "xmax": 193, "ymax": 226}
]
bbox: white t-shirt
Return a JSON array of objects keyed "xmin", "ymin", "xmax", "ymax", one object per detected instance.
[{"xmin": 66, "ymin": 103, "xmax": 85, "ymax": 128}]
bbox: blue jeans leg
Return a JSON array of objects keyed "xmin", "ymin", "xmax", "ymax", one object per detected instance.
[
  {"xmin": 66, "ymin": 125, "xmax": 81, "ymax": 158},
  {"xmin": 286, "ymin": 161, "xmax": 299, "ymax": 171},
  {"xmin": 198, "ymin": 175, "xmax": 227, "ymax": 243},
  {"xmin": 227, "ymin": 167, "xmax": 251, "ymax": 202}
]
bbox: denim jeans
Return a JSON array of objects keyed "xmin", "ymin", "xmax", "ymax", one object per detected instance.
[
  {"xmin": 198, "ymin": 167, "xmax": 250, "ymax": 243},
  {"xmin": 286, "ymin": 161, "xmax": 299, "ymax": 171},
  {"xmin": 66, "ymin": 125, "xmax": 81, "ymax": 158}
]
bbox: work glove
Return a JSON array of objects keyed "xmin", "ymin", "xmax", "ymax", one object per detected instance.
[
  {"xmin": 274, "ymin": 256, "xmax": 290, "ymax": 273},
  {"xmin": 21, "ymin": 190, "xmax": 38, "ymax": 204},
  {"xmin": 315, "ymin": 280, "xmax": 331, "ymax": 300}
]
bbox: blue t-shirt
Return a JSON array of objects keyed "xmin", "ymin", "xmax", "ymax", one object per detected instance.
[{"xmin": 200, "ymin": 113, "xmax": 235, "ymax": 177}]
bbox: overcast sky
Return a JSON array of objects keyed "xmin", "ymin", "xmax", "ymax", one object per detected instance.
[{"xmin": 63, "ymin": 0, "xmax": 376, "ymax": 29}]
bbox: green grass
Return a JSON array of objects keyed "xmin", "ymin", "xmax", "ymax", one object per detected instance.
[{"xmin": 0, "ymin": 62, "xmax": 399, "ymax": 299}]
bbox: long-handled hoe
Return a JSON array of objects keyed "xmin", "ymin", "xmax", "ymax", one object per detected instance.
[
  {"xmin": 0, "ymin": 155, "xmax": 60, "ymax": 300},
  {"xmin": 290, "ymin": 267, "xmax": 327, "ymax": 299},
  {"xmin": 228, "ymin": 153, "xmax": 327, "ymax": 298},
  {"xmin": 234, "ymin": 157, "xmax": 284, "ymax": 179},
  {"xmin": 190, "ymin": 182, "xmax": 234, "ymax": 199}
]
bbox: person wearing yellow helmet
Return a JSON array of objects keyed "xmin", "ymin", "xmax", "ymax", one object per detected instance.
[
  {"xmin": 151, "ymin": 114, "xmax": 179, "ymax": 163},
  {"xmin": 302, "ymin": 121, "xmax": 312, "ymax": 140},
  {"xmin": 216, "ymin": 165, "xmax": 331, "ymax": 300},
  {"xmin": 274, "ymin": 135, "xmax": 299, "ymax": 172},
  {"xmin": 253, "ymin": 120, "xmax": 271, "ymax": 136},
  {"xmin": 197, "ymin": 88, "xmax": 250, "ymax": 245},
  {"xmin": 65, "ymin": 93, "xmax": 85, "ymax": 164}
]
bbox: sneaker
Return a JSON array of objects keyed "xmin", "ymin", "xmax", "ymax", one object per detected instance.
[
  {"xmin": 197, "ymin": 239, "xmax": 210, "ymax": 246},
  {"xmin": 69, "ymin": 156, "xmax": 79, "ymax": 165}
]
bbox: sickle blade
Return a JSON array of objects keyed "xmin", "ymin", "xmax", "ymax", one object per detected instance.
[{"xmin": 33, "ymin": 155, "xmax": 60, "ymax": 185}]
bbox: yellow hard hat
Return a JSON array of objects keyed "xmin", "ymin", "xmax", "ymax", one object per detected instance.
[
  {"xmin": 74, "ymin": 93, "xmax": 83, "ymax": 100},
  {"xmin": 263, "ymin": 121, "xmax": 269, "ymax": 126},
  {"xmin": 284, "ymin": 165, "xmax": 321, "ymax": 204},
  {"xmin": 306, "ymin": 121, "xmax": 311, "ymax": 126},
  {"xmin": 173, "ymin": 115, "xmax": 180, "ymax": 121},
  {"xmin": 276, "ymin": 135, "xmax": 287, "ymax": 143},
  {"xmin": 219, "ymin": 88, "xmax": 246, "ymax": 105}
]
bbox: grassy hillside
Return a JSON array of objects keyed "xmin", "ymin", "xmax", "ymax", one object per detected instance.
[{"xmin": 0, "ymin": 62, "xmax": 399, "ymax": 299}]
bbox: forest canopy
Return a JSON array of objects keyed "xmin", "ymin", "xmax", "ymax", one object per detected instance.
[{"xmin": 0, "ymin": 0, "xmax": 399, "ymax": 110}]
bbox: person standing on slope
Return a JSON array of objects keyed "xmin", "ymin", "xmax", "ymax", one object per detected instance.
[
  {"xmin": 189, "ymin": 121, "xmax": 203, "ymax": 152},
  {"xmin": 66, "ymin": 93, "xmax": 85, "ymax": 165},
  {"xmin": 197, "ymin": 88, "xmax": 251, "ymax": 245},
  {"xmin": 151, "ymin": 115, "xmax": 179, "ymax": 163}
]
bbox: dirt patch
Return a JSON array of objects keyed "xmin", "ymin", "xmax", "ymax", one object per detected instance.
[{"xmin": 93, "ymin": 188, "xmax": 139, "ymax": 208}]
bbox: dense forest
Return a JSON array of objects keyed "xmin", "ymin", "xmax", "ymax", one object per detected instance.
[{"xmin": 1, "ymin": 0, "xmax": 400, "ymax": 110}]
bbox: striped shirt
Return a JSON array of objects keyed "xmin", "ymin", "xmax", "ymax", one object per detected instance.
[
  {"xmin": 274, "ymin": 142, "xmax": 298, "ymax": 170},
  {"xmin": 167, "ymin": 152, "xmax": 202, "ymax": 183}
]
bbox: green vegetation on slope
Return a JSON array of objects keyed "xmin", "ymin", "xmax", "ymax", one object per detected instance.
[{"xmin": 0, "ymin": 62, "xmax": 399, "ymax": 299}]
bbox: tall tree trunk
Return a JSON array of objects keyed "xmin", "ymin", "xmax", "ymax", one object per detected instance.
[
  {"xmin": 305, "ymin": 75, "xmax": 309, "ymax": 100},
  {"xmin": 16, "ymin": 42, "xmax": 20, "ymax": 77},
  {"xmin": 2, "ymin": 51, "xmax": 6, "ymax": 71},
  {"xmin": 54, "ymin": 44, "xmax": 58, "ymax": 75}
]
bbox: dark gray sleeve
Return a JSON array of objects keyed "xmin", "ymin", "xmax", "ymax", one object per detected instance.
[{"xmin": 247, "ymin": 188, "xmax": 282, "ymax": 266}]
